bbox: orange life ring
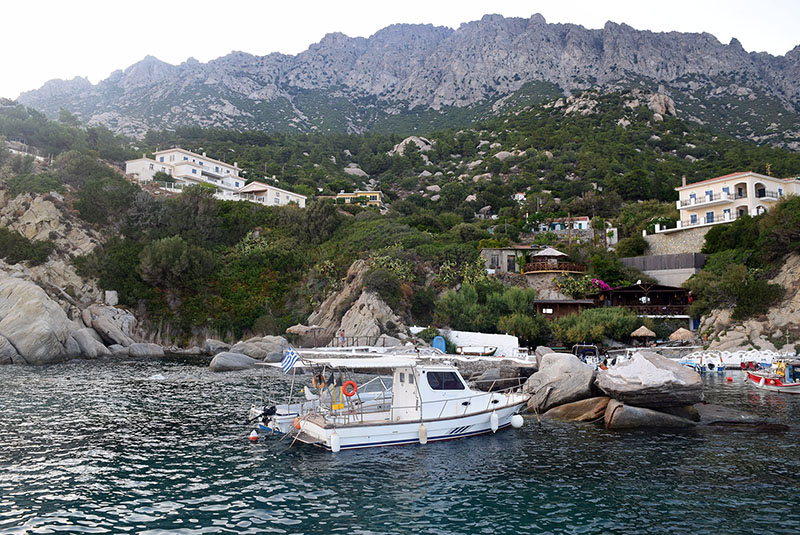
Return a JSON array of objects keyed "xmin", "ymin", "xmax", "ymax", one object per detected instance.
[{"xmin": 342, "ymin": 381, "xmax": 357, "ymax": 397}]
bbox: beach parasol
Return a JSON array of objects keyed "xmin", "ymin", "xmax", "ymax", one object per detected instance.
[
  {"xmin": 631, "ymin": 326, "xmax": 656, "ymax": 338},
  {"xmin": 669, "ymin": 327, "xmax": 695, "ymax": 342}
]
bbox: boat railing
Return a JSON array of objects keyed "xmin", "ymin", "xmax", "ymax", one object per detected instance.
[{"xmin": 316, "ymin": 382, "xmax": 526, "ymax": 425}]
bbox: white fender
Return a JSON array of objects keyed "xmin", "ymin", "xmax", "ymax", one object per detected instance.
[
  {"xmin": 490, "ymin": 411, "xmax": 499, "ymax": 433},
  {"xmin": 418, "ymin": 423, "xmax": 428, "ymax": 445},
  {"xmin": 510, "ymin": 414, "xmax": 524, "ymax": 429},
  {"xmin": 330, "ymin": 431, "xmax": 341, "ymax": 453}
]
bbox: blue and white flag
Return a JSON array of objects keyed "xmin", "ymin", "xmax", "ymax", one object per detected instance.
[{"xmin": 281, "ymin": 346, "xmax": 300, "ymax": 374}]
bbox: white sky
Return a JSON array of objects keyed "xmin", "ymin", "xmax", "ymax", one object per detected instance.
[{"xmin": 3, "ymin": 0, "xmax": 799, "ymax": 100}]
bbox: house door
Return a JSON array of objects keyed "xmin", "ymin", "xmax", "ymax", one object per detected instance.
[
  {"xmin": 507, "ymin": 257, "xmax": 516, "ymax": 273},
  {"xmin": 723, "ymin": 208, "xmax": 731, "ymax": 220},
  {"xmin": 706, "ymin": 211, "xmax": 714, "ymax": 223}
]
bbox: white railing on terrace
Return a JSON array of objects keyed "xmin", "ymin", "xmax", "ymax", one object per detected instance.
[{"xmin": 678, "ymin": 191, "xmax": 747, "ymax": 208}]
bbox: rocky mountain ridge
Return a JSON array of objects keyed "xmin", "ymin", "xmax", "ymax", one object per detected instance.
[{"xmin": 17, "ymin": 14, "xmax": 800, "ymax": 145}]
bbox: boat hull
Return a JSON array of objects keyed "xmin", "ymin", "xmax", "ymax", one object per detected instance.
[
  {"xmin": 746, "ymin": 371, "xmax": 800, "ymax": 394},
  {"xmin": 297, "ymin": 401, "xmax": 526, "ymax": 451}
]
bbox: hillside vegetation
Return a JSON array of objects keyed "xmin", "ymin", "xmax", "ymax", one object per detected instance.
[{"xmin": 2, "ymin": 92, "xmax": 800, "ymax": 345}]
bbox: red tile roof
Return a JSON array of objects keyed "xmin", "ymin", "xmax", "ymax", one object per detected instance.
[{"xmin": 676, "ymin": 171, "xmax": 797, "ymax": 190}]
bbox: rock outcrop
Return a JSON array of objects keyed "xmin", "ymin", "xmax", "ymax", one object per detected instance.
[
  {"xmin": 702, "ymin": 254, "xmax": 800, "ymax": 352},
  {"xmin": 307, "ymin": 259, "xmax": 370, "ymax": 338},
  {"xmin": 595, "ymin": 351, "xmax": 702, "ymax": 408},
  {"xmin": 82, "ymin": 305, "xmax": 136, "ymax": 347},
  {"xmin": 338, "ymin": 291, "xmax": 402, "ymax": 339},
  {"xmin": 524, "ymin": 353, "xmax": 595, "ymax": 413},
  {"xmin": 0, "ymin": 277, "xmax": 80, "ymax": 365},
  {"xmin": 18, "ymin": 15, "xmax": 800, "ymax": 144},
  {"xmin": 305, "ymin": 259, "xmax": 406, "ymax": 342}
]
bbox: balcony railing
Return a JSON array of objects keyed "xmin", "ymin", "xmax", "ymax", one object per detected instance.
[
  {"xmin": 522, "ymin": 261, "xmax": 586, "ymax": 273},
  {"xmin": 679, "ymin": 191, "xmax": 746, "ymax": 207},
  {"xmin": 756, "ymin": 190, "xmax": 781, "ymax": 200}
]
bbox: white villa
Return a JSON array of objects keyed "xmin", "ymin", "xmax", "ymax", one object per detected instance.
[
  {"xmin": 652, "ymin": 171, "xmax": 800, "ymax": 234},
  {"xmin": 125, "ymin": 148, "xmax": 306, "ymax": 208}
]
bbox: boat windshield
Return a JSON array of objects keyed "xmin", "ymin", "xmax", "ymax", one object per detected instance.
[{"xmin": 426, "ymin": 371, "xmax": 465, "ymax": 390}]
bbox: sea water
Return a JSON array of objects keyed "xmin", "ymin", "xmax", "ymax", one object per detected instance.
[{"xmin": 1, "ymin": 356, "xmax": 798, "ymax": 535}]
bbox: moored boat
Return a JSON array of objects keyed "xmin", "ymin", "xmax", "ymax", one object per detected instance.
[
  {"xmin": 745, "ymin": 360, "xmax": 800, "ymax": 394},
  {"xmin": 251, "ymin": 355, "xmax": 528, "ymax": 451},
  {"xmin": 456, "ymin": 346, "xmax": 497, "ymax": 356}
]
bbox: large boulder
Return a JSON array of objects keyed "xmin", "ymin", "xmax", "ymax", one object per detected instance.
[
  {"xmin": 0, "ymin": 334, "xmax": 21, "ymax": 365},
  {"xmin": 252, "ymin": 335, "xmax": 287, "ymax": 354},
  {"xmin": 230, "ymin": 341, "xmax": 268, "ymax": 360},
  {"xmin": 0, "ymin": 278, "xmax": 81, "ymax": 365},
  {"xmin": 524, "ymin": 353, "xmax": 595, "ymax": 413},
  {"xmin": 604, "ymin": 399, "xmax": 696, "ymax": 429},
  {"xmin": 70, "ymin": 328, "xmax": 111, "ymax": 359},
  {"xmin": 127, "ymin": 343, "xmax": 165, "ymax": 357},
  {"xmin": 595, "ymin": 351, "xmax": 702, "ymax": 408},
  {"xmin": 83, "ymin": 304, "xmax": 136, "ymax": 347},
  {"xmin": 210, "ymin": 351, "xmax": 257, "ymax": 372},
  {"xmin": 543, "ymin": 397, "xmax": 611, "ymax": 422},
  {"xmin": 204, "ymin": 339, "xmax": 230, "ymax": 355}
]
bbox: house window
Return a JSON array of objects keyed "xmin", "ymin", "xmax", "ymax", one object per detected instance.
[
  {"xmin": 235, "ymin": 182, "xmax": 239, "ymax": 187},
  {"xmin": 199, "ymin": 161, "xmax": 203, "ymax": 166},
  {"xmin": 192, "ymin": 169, "xmax": 197, "ymax": 174},
  {"xmin": 370, "ymin": 195, "xmax": 377, "ymax": 200},
  {"xmin": 706, "ymin": 211, "xmax": 714, "ymax": 223},
  {"xmin": 149, "ymin": 163, "xmax": 154, "ymax": 170},
  {"xmin": 689, "ymin": 193, "xmax": 696, "ymax": 202},
  {"xmin": 160, "ymin": 156, "xmax": 164, "ymax": 162},
  {"xmin": 542, "ymin": 308, "xmax": 554, "ymax": 314},
  {"xmin": 215, "ymin": 166, "xmax": 219, "ymax": 172},
  {"xmin": 779, "ymin": 188, "xmax": 784, "ymax": 196},
  {"xmin": 169, "ymin": 155, "xmax": 174, "ymax": 162},
  {"xmin": 705, "ymin": 190, "xmax": 713, "ymax": 198},
  {"xmin": 690, "ymin": 214, "xmax": 697, "ymax": 224},
  {"xmin": 426, "ymin": 371, "xmax": 465, "ymax": 391},
  {"xmin": 723, "ymin": 208, "xmax": 731, "ymax": 219},
  {"xmin": 722, "ymin": 187, "xmax": 730, "ymax": 194},
  {"xmin": 490, "ymin": 255, "xmax": 499, "ymax": 268},
  {"xmin": 184, "ymin": 157, "xmax": 188, "ymax": 161}
]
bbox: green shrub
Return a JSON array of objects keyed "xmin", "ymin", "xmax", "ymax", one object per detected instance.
[
  {"xmin": 0, "ymin": 227, "xmax": 54, "ymax": 266},
  {"xmin": 551, "ymin": 307, "xmax": 645, "ymax": 344},
  {"xmin": 363, "ymin": 268, "xmax": 402, "ymax": 308},
  {"xmin": 615, "ymin": 234, "xmax": 648, "ymax": 258},
  {"xmin": 138, "ymin": 235, "xmax": 217, "ymax": 290},
  {"xmin": 6, "ymin": 172, "xmax": 64, "ymax": 196}
]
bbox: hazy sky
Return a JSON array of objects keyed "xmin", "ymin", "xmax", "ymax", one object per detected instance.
[{"xmin": 3, "ymin": 0, "xmax": 800, "ymax": 100}]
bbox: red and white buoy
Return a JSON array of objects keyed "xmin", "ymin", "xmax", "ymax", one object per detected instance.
[
  {"xmin": 727, "ymin": 376, "xmax": 732, "ymax": 382},
  {"xmin": 249, "ymin": 430, "xmax": 259, "ymax": 442}
]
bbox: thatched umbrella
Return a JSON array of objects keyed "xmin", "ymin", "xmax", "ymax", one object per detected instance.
[
  {"xmin": 631, "ymin": 325, "xmax": 656, "ymax": 346},
  {"xmin": 669, "ymin": 327, "xmax": 695, "ymax": 342}
]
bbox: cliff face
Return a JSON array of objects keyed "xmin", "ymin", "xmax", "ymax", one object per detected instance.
[
  {"xmin": 17, "ymin": 14, "xmax": 800, "ymax": 143},
  {"xmin": 702, "ymin": 254, "xmax": 800, "ymax": 352}
]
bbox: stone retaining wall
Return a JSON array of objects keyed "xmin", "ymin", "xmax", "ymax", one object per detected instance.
[{"xmin": 644, "ymin": 227, "xmax": 709, "ymax": 255}]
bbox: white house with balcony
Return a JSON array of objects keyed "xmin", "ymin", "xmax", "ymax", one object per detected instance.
[
  {"xmin": 125, "ymin": 148, "xmax": 305, "ymax": 207},
  {"xmin": 652, "ymin": 171, "xmax": 800, "ymax": 234}
]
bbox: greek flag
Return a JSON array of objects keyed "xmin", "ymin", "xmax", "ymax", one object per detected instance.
[{"xmin": 281, "ymin": 346, "xmax": 300, "ymax": 374}]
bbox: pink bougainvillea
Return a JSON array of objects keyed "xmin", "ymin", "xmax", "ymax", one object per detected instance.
[{"xmin": 591, "ymin": 278, "xmax": 612, "ymax": 291}]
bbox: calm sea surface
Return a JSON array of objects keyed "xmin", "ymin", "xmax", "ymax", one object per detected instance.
[{"xmin": 1, "ymin": 356, "xmax": 798, "ymax": 535}]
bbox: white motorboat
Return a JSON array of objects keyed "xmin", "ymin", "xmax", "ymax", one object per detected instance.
[{"xmin": 251, "ymin": 356, "xmax": 529, "ymax": 452}]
